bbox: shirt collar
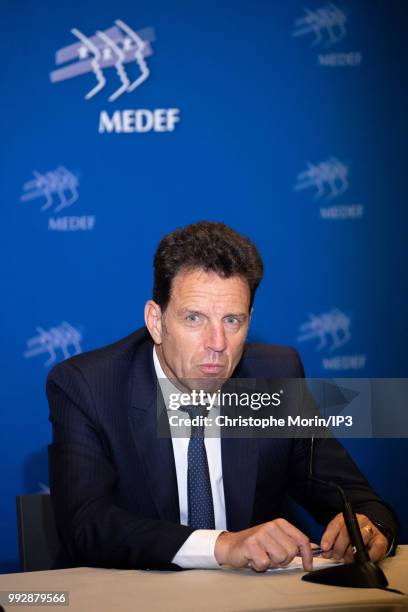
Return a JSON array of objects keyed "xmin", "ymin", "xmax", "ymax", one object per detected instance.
[
  {"xmin": 152, "ymin": 347, "xmax": 220, "ymax": 411},
  {"xmin": 153, "ymin": 346, "xmax": 186, "ymax": 412}
]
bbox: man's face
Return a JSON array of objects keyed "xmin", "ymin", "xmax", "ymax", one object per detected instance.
[{"xmin": 146, "ymin": 269, "xmax": 251, "ymax": 389}]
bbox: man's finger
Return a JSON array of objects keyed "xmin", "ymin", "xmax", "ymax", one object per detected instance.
[
  {"xmin": 360, "ymin": 522, "xmax": 376, "ymax": 547},
  {"xmin": 247, "ymin": 536, "xmax": 287, "ymax": 572},
  {"xmin": 262, "ymin": 529, "xmax": 300, "ymax": 567},
  {"xmin": 367, "ymin": 534, "xmax": 388, "ymax": 563},
  {"xmin": 320, "ymin": 513, "xmax": 343, "ymax": 553},
  {"xmin": 248, "ymin": 552, "xmax": 274, "ymax": 572},
  {"xmin": 340, "ymin": 522, "xmax": 373, "ymax": 563},
  {"xmin": 268, "ymin": 519, "xmax": 312, "ymax": 571},
  {"xmin": 343, "ymin": 543, "xmax": 354, "ymax": 564},
  {"xmin": 322, "ymin": 514, "xmax": 382, "ymax": 563},
  {"xmin": 331, "ymin": 523, "xmax": 352, "ymax": 561}
]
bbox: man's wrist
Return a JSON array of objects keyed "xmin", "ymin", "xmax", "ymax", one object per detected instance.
[
  {"xmin": 214, "ymin": 531, "xmax": 230, "ymax": 565},
  {"xmin": 372, "ymin": 521, "xmax": 396, "ymax": 557}
]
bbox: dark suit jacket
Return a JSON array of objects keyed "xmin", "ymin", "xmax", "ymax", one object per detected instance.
[{"xmin": 47, "ymin": 327, "xmax": 398, "ymax": 569}]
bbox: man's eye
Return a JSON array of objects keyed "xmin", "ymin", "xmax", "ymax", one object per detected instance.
[
  {"xmin": 224, "ymin": 317, "xmax": 240, "ymax": 326},
  {"xmin": 185, "ymin": 314, "xmax": 201, "ymax": 324}
]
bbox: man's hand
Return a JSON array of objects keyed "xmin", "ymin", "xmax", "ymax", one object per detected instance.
[
  {"xmin": 214, "ymin": 518, "xmax": 313, "ymax": 572},
  {"xmin": 320, "ymin": 513, "xmax": 389, "ymax": 563}
]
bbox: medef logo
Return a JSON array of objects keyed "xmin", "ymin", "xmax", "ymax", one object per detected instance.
[
  {"xmin": 24, "ymin": 321, "xmax": 83, "ymax": 367},
  {"xmin": 49, "ymin": 20, "xmax": 180, "ymax": 134},
  {"xmin": 295, "ymin": 157, "xmax": 364, "ymax": 220},
  {"xmin": 292, "ymin": 3, "xmax": 362, "ymax": 67},
  {"xmin": 50, "ymin": 20, "xmax": 153, "ymax": 102},
  {"xmin": 297, "ymin": 309, "xmax": 366, "ymax": 371},
  {"xmin": 20, "ymin": 166, "xmax": 95, "ymax": 232},
  {"xmin": 20, "ymin": 166, "xmax": 78, "ymax": 213}
]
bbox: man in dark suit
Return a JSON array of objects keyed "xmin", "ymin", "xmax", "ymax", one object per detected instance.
[{"xmin": 47, "ymin": 221, "xmax": 397, "ymax": 571}]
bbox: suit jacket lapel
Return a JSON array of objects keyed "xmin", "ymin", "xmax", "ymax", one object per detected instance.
[{"xmin": 128, "ymin": 343, "xmax": 180, "ymax": 523}]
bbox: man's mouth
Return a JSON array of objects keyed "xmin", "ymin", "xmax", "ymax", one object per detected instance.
[{"xmin": 198, "ymin": 363, "xmax": 225, "ymax": 375}]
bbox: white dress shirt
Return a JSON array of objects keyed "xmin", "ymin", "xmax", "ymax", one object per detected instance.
[{"xmin": 153, "ymin": 347, "xmax": 226, "ymax": 568}]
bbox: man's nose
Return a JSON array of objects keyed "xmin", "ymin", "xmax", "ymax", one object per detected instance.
[{"xmin": 205, "ymin": 324, "xmax": 227, "ymax": 352}]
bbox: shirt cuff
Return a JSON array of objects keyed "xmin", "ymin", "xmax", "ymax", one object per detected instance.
[{"xmin": 172, "ymin": 530, "xmax": 225, "ymax": 568}]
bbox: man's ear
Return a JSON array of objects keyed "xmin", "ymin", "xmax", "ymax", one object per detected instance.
[{"xmin": 144, "ymin": 300, "xmax": 163, "ymax": 345}]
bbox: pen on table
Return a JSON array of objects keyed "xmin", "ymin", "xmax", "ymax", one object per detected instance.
[{"xmin": 311, "ymin": 545, "xmax": 333, "ymax": 557}]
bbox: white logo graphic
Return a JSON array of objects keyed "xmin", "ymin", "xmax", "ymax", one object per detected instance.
[
  {"xmin": 20, "ymin": 166, "xmax": 79, "ymax": 213},
  {"xmin": 292, "ymin": 3, "xmax": 347, "ymax": 47},
  {"xmin": 298, "ymin": 308, "xmax": 351, "ymax": 352},
  {"xmin": 50, "ymin": 20, "xmax": 155, "ymax": 101},
  {"xmin": 295, "ymin": 157, "xmax": 349, "ymax": 201},
  {"xmin": 20, "ymin": 167, "xmax": 96, "ymax": 231},
  {"xmin": 24, "ymin": 322, "xmax": 83, "ymax": 367}
]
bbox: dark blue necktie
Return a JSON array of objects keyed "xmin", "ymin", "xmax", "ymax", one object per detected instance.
[{"xmin": 180, "ymin": 405, "xmax": 215, "ymax": 529}]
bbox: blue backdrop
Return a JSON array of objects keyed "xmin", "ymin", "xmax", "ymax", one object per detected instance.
[{"xmin": 1, "ymin": 0, "xmax": 407, "ymax": 572}]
